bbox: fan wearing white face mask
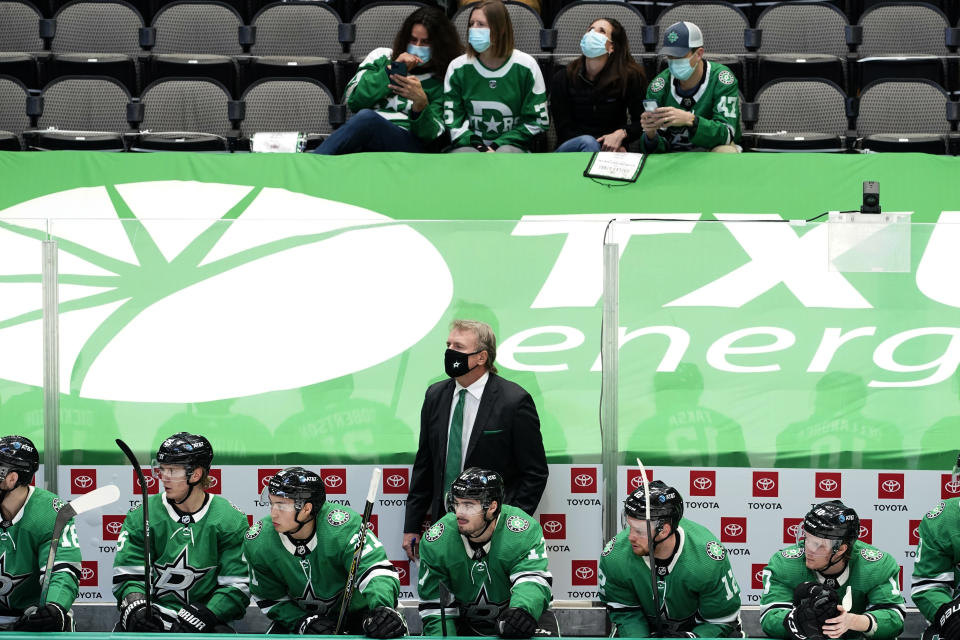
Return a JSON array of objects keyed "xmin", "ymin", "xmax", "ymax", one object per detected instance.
[{"xmin": 640, "ymin": 21, "xmax": 741, "ymax": 153}]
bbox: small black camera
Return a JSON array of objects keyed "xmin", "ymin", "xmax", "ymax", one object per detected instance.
[{"xmin": 861, "ymin": 181, "xmax": 880, "ymax": 214}]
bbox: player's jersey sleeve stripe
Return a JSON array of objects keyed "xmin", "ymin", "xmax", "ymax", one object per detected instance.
[
  {"xmin": 605, "ymin": 602, "xmax": 643, "ymax": 611},
  {"xmin": 255, "ymin": 595, "xmax": 290, "ymax": 614},
  {"xmin": 419, "ymin": 602, "xmax": 459, "ymax": 618},
  {"xmin": 357, "ymin": 563, "xmax": 400, "ymax": 591},
  {"xmin": 701, "ymin": 610, "xmax": 741, "ymax": 624},
  {"xmin": 510, "ymin": 570, "xmax": 552, "ymax": 589},
  {"xmin": 759, "ymin": 602, "xmax": 792, "ymax": 622},
  {"xmin": 45, "ymin": 561, "xmax": 81, "ymax": 579},
  {"xmin": 911, "ymin": 573, "xmax": 953, "ymax": 595},
  {"xmin": 450, "ymin": 122, "xmax": 471, "ymax": 141},
  {"xmin": 865, "ymin": 603, "xmax": 906, "ymax": 617},
  {"xmin": 523, "ymin": 123, "xmax": 543, "ymax": 135},
  {"xmin": 218, "ymin": 575, "xmax": 250, "ymax": 596}
]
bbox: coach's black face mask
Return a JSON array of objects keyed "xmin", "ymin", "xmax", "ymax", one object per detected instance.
[{"xmin": 445, "ymin": 349, "xmax": 481, "ymax": 378}]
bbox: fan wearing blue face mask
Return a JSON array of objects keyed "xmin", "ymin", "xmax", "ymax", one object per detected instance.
[
  {"xmin": 640, "ymin": 21, "xmax": 741, "ymax": 153},
  {"xmin": 313, "ymin": 7, "xmax": 462, "ymax": 154},
  {"xmin": 550, "ymin": 17, "xmax": 647, "ymax": 153}
]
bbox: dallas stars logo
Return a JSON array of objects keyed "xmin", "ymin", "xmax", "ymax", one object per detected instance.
[
  {"xmin": 667, "ymin": 31, "xmax": 679, "ymax": 43},
  {"xmin": 153, "ymin": 548, "xmax": 213, "ymax": 605},
  {"xmin": 0, "ymin": 553, "xmax": 30, "ymax": 608},
  {"xmin": 781, "ymin": 547, "xmax": 805, "ymax": 559},
  {"xmin": 860, "ymin": 548, "xmax": 884, "ymax": 562},
  {"xmin": 705, "ymin": 541, "xmax": 726, "ymax": 561},
  {"xmin": 298, "ymin": 581, "xmax": 338, "ymax": 615},
  {"xmin": 463, "ymin": 585, "xmax": 508, "ymax": 624},
  {"xmin": 506, "ymin": 516, "xmax": 528, "ymax": 533},
  {"xmin": 601, "ymin": 538, "xmax": 615, "ymax": 557},
  {"xmin": 926, "ymin": 502, "xmax": 945, "ymax": 519},
  {"xmin": 425, "ymin": 522, "xmax": 444, "ymax": 542},
  {"xmin": 327, "ymin": 509, "xmax": 350, "ymax": 527}
]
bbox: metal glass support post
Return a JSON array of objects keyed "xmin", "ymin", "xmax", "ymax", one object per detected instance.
[
  {"xmin": 42, "ymin": 239, "xmax": 60, "ymax": 493},
  {"xmin": 601, "ymin": 226, "xmax": 619, "ymax": 543}
]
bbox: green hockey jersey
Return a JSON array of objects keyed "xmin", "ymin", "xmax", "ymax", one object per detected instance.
[
  {"xmin": 243, "ymin": 503, "xmax": 400, "ymax": 632},
  {"xmin": 912, "ymin": 498, "xmax": 960, "ymax": 622},
  {"xmin": 443, "ymin": 51, "xmax": 548, "ymax": 150},
  {"xmin": 761, "ymin": 541, "xmax": 905, "ymax": 639},
  {"xmin": 112, "ymin": 493, "xmax": 250, "ymax": 628},
  {"xmin": 598, "ymin": 518, "xmax": 742, "ymax": 637},
  {"xmin": 345, "ymin": 48, "xmax": 446, "ymax": 143},
  {"xmin": 0, "ymin": 487, "xmax": 80, "ymax": 627},
  {"xmin": 417, "ymin": 505, "xmax": 552, "ymax": 635},
  {"xmin": 643, "ymin": 61, "xmax": 741, "ymax": 152}
]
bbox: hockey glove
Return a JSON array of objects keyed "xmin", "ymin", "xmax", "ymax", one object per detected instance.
[
  {"xmin": 651, "ymin": 631, "xmax": 697, "ymax": 638},
  {"xmin": 119, "ymin": 595, "xmax": 166, "ymax": 632},
  {"xmin": 171, "ymin": 603, "xmax": 222, "ymax": 633},
  {"xmin": 363, "ymin": 606, "xmax": 407, "ymax": 639},
  {"xmin": 14, "ymin": 603, "xmax": 68, "ymax": 632},
  {"xmin": 936, "ymin": 598, "xmax": 960, "ymax": 640},
  {"xmin": 498, "ymin": 607, "xmax": 538, "ymax": 639},
  {"xmin": 784, "ymin": 585, "xmax": 839, "ymax": 640},
  {"xmin": 297, "ymin": 614, "xmax": 338, "ymax": 635}
]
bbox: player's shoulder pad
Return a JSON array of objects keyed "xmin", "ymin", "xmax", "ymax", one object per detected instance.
[{"xmin": 649, "ymin": 73, "xmax": 668, "ymax": 95}]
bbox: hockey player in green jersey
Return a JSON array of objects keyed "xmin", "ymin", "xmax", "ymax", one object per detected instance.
[
  {"xmin": 760, "ymin": 501, "xmax": 905, "ymax": 640},
  {"xmin": 444, "ymin": 0, "xmax": 548, "ymax": 153},
  {"xmin": 418, "ymin": 467, "xmax": 552, "ymax": 638},
  {"xmin": 911, "ymin": 455, "xmax": 960, "ymax": 640},
  {"xmin": 112, "ymin": 432, "xmax": 250, "ymax": 632},
  {"xmin": 244, "ymin": 467, "xmax": 404, "ymax": 637},
  {"xmin": 313, "ymin": 7, "xmax": 462, "ymax": 154},
  {"xmin": 598, "ymin": 480, "xmax": 742, "ymax": 637},
  {"xmin": 0, "ymin": 435, "xmax": 80, "ymax": 632},
  {"xmin": 640, "ymin": 21, "xmax": 740, "ymax": 153}
]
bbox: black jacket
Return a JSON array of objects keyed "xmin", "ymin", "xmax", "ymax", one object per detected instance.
[
  {"xmin": 404, "ymin": 372, "xmax": 548, "ymax": 532},
  {"xmin": 550, "ymin": 64, "xmax": 646, "ymax": 145}
]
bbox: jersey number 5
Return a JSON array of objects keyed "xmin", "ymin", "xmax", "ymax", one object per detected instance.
[{"xmin": 715, "ymin": 96, "xmax": 737, "ymax": 119}]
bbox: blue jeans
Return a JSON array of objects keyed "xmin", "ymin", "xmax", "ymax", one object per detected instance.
[
  {"xmin": 313, "ymin": 109, "xmax": 425, "ymax": 154},
  {"xmin": 555, "ymin": 134, "xmax": 601, "ymax": 153}
]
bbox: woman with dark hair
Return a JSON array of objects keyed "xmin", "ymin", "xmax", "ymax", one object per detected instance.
[
  {"xmin": 550, "ymin": 17, "xmax": 646, "ymax": 153},
  {"xmin": 444, "ymin": 0, "xmax": 548, "ymax": 153},
  {"xmin": 313, "ymin": 6, "xmax": 462, "ymax": 154}
]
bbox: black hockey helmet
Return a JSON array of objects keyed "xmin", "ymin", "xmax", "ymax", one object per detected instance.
[
  {"xmin": 0, "ymin": 435, "xmax": 39, "ymax": 486},
  {"xmin": 624, "ymin": 480, "xmax": 684, "ymax": 532},
  {"xmin": 266, "ymin": 467, "xmax": 325, "ymax": 518},
  {"xmin": 446, "ymin": 467, "xmax": 504, "ymax": 518},
  {"xmin": 803, "ymin": 500, "xmax": 859, "ymax": 550},
  {"xmin": 155, "ymin": 432, "xmax": 214, "ymax": 475}
]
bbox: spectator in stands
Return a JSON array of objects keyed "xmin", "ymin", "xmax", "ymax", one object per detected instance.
[
  {"xmin": 550, "ymin": 17, "xmax": 646, "ymax": 153},
  {"xmin": 444, "ymin": 0, "xmax": 548, "ymax": 153},
  {"xmin": 313, "ymin": 7, "xmax": 461, "ymax": 154},
  {"xmin": 641, "ymin": 21, "xmax": 741, "ymax": 153}
]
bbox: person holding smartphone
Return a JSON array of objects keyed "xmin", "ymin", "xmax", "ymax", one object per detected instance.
[
  {"xmin": 550, "ymin": 17, "xmax": 646, "ymax": 153},
  {"xmin": 313, "ymin": 6, "xmax": 462, "ymax": 154},
  {"xmin": 444, "ymin": 0, "xmax": 549, "ymax": 153}
]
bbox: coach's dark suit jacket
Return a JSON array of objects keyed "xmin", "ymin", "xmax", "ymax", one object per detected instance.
[{"xmin": 403, "ymin": 372, "xmax": 548, "ymax": 532}]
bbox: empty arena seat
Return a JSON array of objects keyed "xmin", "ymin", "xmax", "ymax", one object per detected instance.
[{"xmin": 855, "ymin": 78, "xmax": 951, "ymax": 152}]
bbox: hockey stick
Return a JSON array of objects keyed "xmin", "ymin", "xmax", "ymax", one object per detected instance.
[
  {"xmin": 439, "ymin": 581, "xmax": 450, "ymax": 638},
  {"xmin": 636, "ymin": 458, "xmax": 663, "ymax": 635},
  {"xmin": 116, "ymin": 439, "xmax": 155, "ymax": 620},
  {"xmin": 40, "ymin": 484, "xmax": 120, "ymax": 605},
  {"xmin": 335, "ymin": 467, "xmax": 382, "ymax": 635}
]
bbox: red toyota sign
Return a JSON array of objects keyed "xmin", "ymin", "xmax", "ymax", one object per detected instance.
[
  {"xmin": 367, "ymin": 514, "xmax": 379, "ymax": 537},
  {"xmin": 858, "ymin": 518, "xmax": 872, "ymax": 544},
  {"xmin": 689, "ymin": 470, "xmax": 716, "ymax": 497},
  {"xmin": 132, "ymin": 470, "xmax": 160, "ymax": 495},
  {"xmin": 752, "ymin": 471, "xmax": 778, "ymax": 497},
  {"xmin": 391, "ymin": 560, "xmax": 411, "ymax": 586},
  {"xmin": 79, "ymin": 561, "xmax": 98, "ymax": 587},
  {"xmin": 909, "ymin": 519, "xmax": 921, "ymax": 546},
  {"xmin": 571, "ymin": 560, "xmax": 598, "ymax": 586},
  {"xmin": 321, "ymin": 468, "xmax": 347, "ymax": 495},
  {"xmin": 783, "ymin": 518, "xmax": 804, "ymax": 544},
  {"xmin": 382, "ymin": 469, "xmax": 409, "ymax": 495},
  {"xmin": 102, "ymin": 515, "xmax": 125, "ymax": 541},
  {"xmin": 206, "ymin": 469, "xmax": 222, "ymax": 494},
  {"xmin": 877, "ymin": 473, "xmax": 904, "ymax": 500},
  {"xmin": 257, "ymin": 468, "xmax": 281, "ymax": 492},
  {"xmin": 751, "ymin": 563, "xmax": 766, "ymax": 590},
  {"xmin": 814, "ymin": 472, "xmax": 841, "ymax": 498},
  {"xmin": 540, "ymin": 514, "xmax": 566, "ymax": 540},
  {"xmin": 720, "ymin": 517, "xmax": 747, "ymax": 544},
  {"xmin": 70, "ymin": 468, "xmax": 97, "ymax": 494},
  {"xmin": 941, "ymin": 474, "xmax": 960, "ymax": 499},
  {"xmin": 570, "ymin": 468, "xmax": 597, "ymax": 494},
  {"xmin": 626, "ymin": 469, "xmax": 653, "ymax": 493}
]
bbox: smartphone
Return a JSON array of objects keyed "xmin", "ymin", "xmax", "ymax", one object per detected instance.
[
  {"xmin": 643, "ymin": 99, "xmax": 658, "ymax": 112},
  {"xmin": 386, "ymin": 61, "xmax": 408, "ymax": 78}
]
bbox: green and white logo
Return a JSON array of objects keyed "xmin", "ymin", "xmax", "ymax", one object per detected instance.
[
  {"xmin": 781, "ymin": 547, "xmax": 805, "ymax": 559},
  {"xmin": 718, "ymin": 70, "xmax": 735, "ymax": 85},
  {"xmin": 425, "ymin": 522, "xmax": 444, "ymax": 542},
  {"xmin": 601, "ymin": 538, "xmax": 615, "ymax": 557},
  {"xmin": 926, "ymin": 502, "xmax": 946, "ymax": 518},
  {"xmin": 506, "ymin": 515, "xmax": 529, "ymax": 533},
  {"xmin": 0, "ymin": 182, "xmax": 452, "ymax": 402},
  {"xmin": 860, "ymin": 548, "xmax": 883, "ymax": 562},
  {"xmin": 650, "ymin": 77, "xmax": 666, "ymax": 93},
  {"xmin": 667, "ymin": 31, "xmax": 679, "ymax": 43},
  {"xmin": 706, "ymin": 541, "xmax": 726, "ymax": 561},
  {"xmin": 327, "ymin": 509, "xmax": 350, "ymax": 526},
  {"xmin": 246, "ymin": 521, "xmax": 262, "ymax": 539}
]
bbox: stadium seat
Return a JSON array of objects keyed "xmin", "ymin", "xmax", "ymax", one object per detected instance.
[
  {"xmin": 0, "ymin": 0, "xmax": 44, "ymax": 51},
  {"xmin": 855, "ymin": 78, "xmax": 951, "ymax": 152},
  {"xmin": 149, "ymin": 1, "xmax": 244, "ymax": 55},
  {"xmin": 143, "ymin": 54, "xmax": 238, "ymax": 96},
  {"xmin": 551, "ymin": 1, "xmax": 646, "ymax": 56},
  {"xmin": 855, "ymin": 2, "xmax": 949, "ymax": 92},
  {"xmin": 243, "ymin": 1, "xmax": 341, "ymax": 96},
  {"xmin": 0, "ymin": 53, "xmax": 39, "ymax": 89},
  {"xmin": 349, "ymin": 2, "xmax": 425, "ymax": 61},
  {"xmin": 240, "ymin": 77, "xmax": 336, "ymax": 149},
  {"xmin": 46, "ymin": 0, "xmax": 143, "ymax": 93},
  {"xmin": 133, "ymin": 76, "xmax": 235, "ymax": 150},
  {"xmin": 655, "ymin": 1, "xmax": 748, "ymax": 55},
  {"xmin": 154, "ymin": 0, "xmax": 249, "ymax": 22},
  {"xmin": 0, "ymin": 74, "xmax": 29, "ymax": 149},
  {"xmin": 755, "ymin": 2, "xmax": 848, "ymax": 91},
  {"xmin": 743, "ymin": 78, "xmax": 849, "ymax": 151},
  {"xmin": 28, "ymin": 75, "xmax": 130, "ymax": 149},
  {"xmin": 455, "ymin": 1, "xmax": 545, "ymax": 55}
]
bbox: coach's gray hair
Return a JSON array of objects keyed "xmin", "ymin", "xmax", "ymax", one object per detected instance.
[{"xmin": 451, "ymin": 319, "xmax": 498, "ymax": 374}]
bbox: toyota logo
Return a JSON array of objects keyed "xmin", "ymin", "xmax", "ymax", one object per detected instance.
[
  {"xmin": 74, "ymin": 475, "xmax": 93, "ymax": 489},
  {"xmin": 882, "ymin": 480, "xmax": 901, "ymax": 493},
  {"xmin": 366, "ymin": 521, "xmax": 375, "ymax": 531},
  {"xmin": 396, "ymin": 566, "xmax": 407, "ymax": 580},
  {"xmin": 859, "ymin": 525, "xmax": 869, "ymax": 538},
  {"xmin": 386, "ymin": 474, "xmax": 405, "ymax": 488},
  {"xmin": 574, "ymin": 474, "xmax": 594, "ymax": 488},
  {"xmin": 693, "ymin": 477, "xmax": 712, "ymax": 490},
  {"xmin": 756, "ymin": 478, "xmax": 775, "ymax": 491},
  {"xmin": 324, "ymin": 475, "xmax": 343, "ymax": 488},
  {"xmin": 138, "ymin": 475, "xmax": 156, "ymax": 489},
  {"xmin": 575, "ymin": 566, "xmax": 595, "ymax": 580},
  {"xmin": 724, "ymin": 523, "xmax": 743, "ymax": 537},
  {"xmin": 754, "ymin": 570, "xmax": 763, "ymax": 584},
  {"xmin": 787, "ymin": 524, "xmax": 801, "ymax": 538},
  {"xmin": 945, "ymin": 480, "xmax": 960, "ymax": 494},
  {"xmin": 543, "ymin": 520, "xmax": 563, "ymax": 534},
  {"xmin": 81, "ymin": 567, "xmax": 95, "ymax": 581},
  {"xmin": 912, "ymin": 527, "xmax": 920, "ymax": 540},
  {"xmin": 818, "ymin": 478, "xmax": 838, "ymax": 492},
  {"xmin": 630, "ymin": 476, "xmax": 642, "ymax": 489},
  {"xmin": 106, "ymin": 521, "xmax": 123, "ymax": 535},
  {"xmin": 208, "ymin": 475, "xmax": 218, "ymax": 488},
  {"xmin": 260, "ymin": 475, "xmax": 272, "ymax": 488}
]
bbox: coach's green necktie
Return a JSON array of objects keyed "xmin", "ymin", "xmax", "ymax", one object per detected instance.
[{"xmin": 445, "ymin": 389, "xmax": 467, "ymax": 492}]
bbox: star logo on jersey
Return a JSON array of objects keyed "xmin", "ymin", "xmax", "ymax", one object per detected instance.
[
  {"xmin": 667, "ymin": 31, "xmax": 679, "ymax": 43},
  {"xmin": 0, "ymin": 553, "xmax": 30, "ymax": 608},
  {"xmin": 326, "ymin": 509, "xmax": 350, "ymax": 527},
  {"xmin": 601, "ymin": 538, "xmax": 615, "ymax": 557},
  {"xmin": 152, "ymin": 547, "xmax": 214, "ymax": 605},
  {"xmin": 298, "ymin": 580, "xmax": 338, "ymax": 615},
  {"xmin": 860, "ymin": 548, "xmax": 883, "ymax": 562},
  {"xmin": 425, "ymin": 522, "xmax": 444, "ymax": 542},
  {"xmin": 780, "ymin": 547, "xmax": 805, "ymax": 559},
  {"xmin": 650, "ymin": 77, "xmax": 665, "ymax": 93},
  {"xmin": 483, "ymin": 115, "xmax": 501, "ymax": 134},
  {"xmin": 464, "ymin": 585, "xmax": 508, "ymax": 623},
  {"xmin": 705, "ymin": 541, "xmax": 726, "ymax": 561},
  {"xmin": 246, "ymin": 521, "xmax": 263, "ymax": 540},
  {"xmin": 718, "ymin": 70, "xmax": 735, "ymax": 85},
  {"xmin": 506, "ymin": 515, "xmax": 529, "ymax": 533},
  {"xmin": 385, "ymin": 95, "xmax": 402, "ymax": 112},
  {"xmin": 926, "ymin": 502, "xmax": 946, "ymax": 519}
]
